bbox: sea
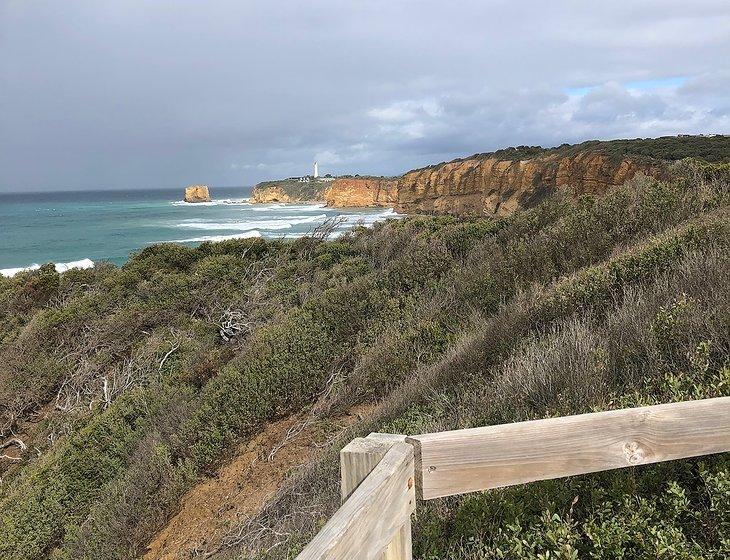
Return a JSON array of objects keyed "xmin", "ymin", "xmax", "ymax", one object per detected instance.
[{"xmin": 0, "ymin": 186, "xmax": 400, "ymax": 277}]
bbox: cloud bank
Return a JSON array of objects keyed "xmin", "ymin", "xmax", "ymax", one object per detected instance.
[{"xmin": 1, "ymin": 1, "xmax": 729, "ymax": 191}]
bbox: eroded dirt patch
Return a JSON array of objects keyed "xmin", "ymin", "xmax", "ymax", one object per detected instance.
[{"xmin": 144, "ymin": 406, "xmax": 371, "ymax": 559}]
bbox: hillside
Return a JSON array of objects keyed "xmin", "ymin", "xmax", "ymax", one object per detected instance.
[
  {"xmin": 0, "ymin": 159, "xmax": 729, "ymax": 559},
  {"xmin": 251, "ymin": 136, "xmax": 730, "ymax": 217}
]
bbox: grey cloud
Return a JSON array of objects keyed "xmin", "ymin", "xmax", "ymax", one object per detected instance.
[
  {"xmin": 1, "ymin": 1, "xmax": 729, "ymax": 191},
  {"xmin": 572, "ymin": 83, "xmax": 672, "ymax": 123}
]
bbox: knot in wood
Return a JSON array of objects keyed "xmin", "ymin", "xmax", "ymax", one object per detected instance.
[{"xmin": 623, "ymin": 440, "xmax": 646, "ymax": 464}]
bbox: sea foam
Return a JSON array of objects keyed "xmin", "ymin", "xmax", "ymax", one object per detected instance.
[
  {"xmin": 1, "ymin": 258, "xmax": 95, "ymax": 278},
  {"xmin": 173, "ymin": 230, "xmax": 263, "ymax": 243},
  {"xmin": 251, "ymin": 203, "xmax": 326, "ymax": 212},
  {"xmin": 175, "ymin": 214, "xmax": 328, "ymax": 231},
  {"xmin": 170, "ymin": 198, "xmax": 251, "ymax": 207}
]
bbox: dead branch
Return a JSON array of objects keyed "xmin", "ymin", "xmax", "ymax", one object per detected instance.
[
  {"xmin": 311, "ymin": 216, "xmax": 347, "ymax": 241},
  {"xmin": 218, "ymin": 308, "xmax": 256, "ymax": 342},
  {"xmin": 158, "ymin": 334, "xmax": 181, "ymax": 374},
  {"xmin": 0, "ymin": 437, "xmax": 27, "ymax": 462}
]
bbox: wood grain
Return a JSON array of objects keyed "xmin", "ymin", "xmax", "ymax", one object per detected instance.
[
  {"xmin": 411, "ymin": 397, "xmax": 730, "ymax": 499},
  {"xmin": 367, "ymin": 434, "xmax": 413, "ymax": 560},
  {"xmin": 296, "ymin": 441, "xmax": 415, "ymax": 560},
  {"xmin": 340, "ymin": 437, "xmax": 392, "ymax": 503}
]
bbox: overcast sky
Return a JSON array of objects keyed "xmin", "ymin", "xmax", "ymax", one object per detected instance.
[{"xmin": 1, "ymin": 1, "xmax": 729, "ymax": 192}]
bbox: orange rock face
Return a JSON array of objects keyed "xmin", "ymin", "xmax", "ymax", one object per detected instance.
[
  {"xmin": 323, "ymin": 178, "xmax": 399, "ymax": 207},
  {"xmin": 249, "ymin": 151, "xmax": 670, "ymax": 217},
  {"xmin": 395, "ymin": 152, "xmax": 668, "ymax": 217},
  {"xmin": 184, "ymin": 185, "xmax": 211, "ymax": 203},
  {"xmin": 249, "ymin": 185, "xmax": 303, "ymax": 203}
]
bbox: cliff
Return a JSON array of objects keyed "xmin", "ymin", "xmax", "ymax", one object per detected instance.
[
  {"xmin": 184, "ymin": 185, "xmax": 211, "ymax": 203},
  {"xmin": 251, "ymin": 177, "xmax": 397, "ymax": 207},
  {"xmin": 395, "ymin": 151, "xmax": 668, "ymax": 217},
  {"xmin": 250, "ymin": 155, "xmax": 666, "ymax": 216},
  {"xmin": 249, "ymin": 180, "xmax": 325, "ymax": 203},
  {"xmin": 249, "ymin": 136, "xmax": 729, "ymax": 217},
  {"xmin": 323, "ymin": 177, "xmax": 398, "ymax": 207}
]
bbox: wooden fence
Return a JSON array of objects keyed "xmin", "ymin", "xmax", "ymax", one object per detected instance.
[{"xmin": 296, "ymin": 397, "xmax": 730, "ymax": 559}]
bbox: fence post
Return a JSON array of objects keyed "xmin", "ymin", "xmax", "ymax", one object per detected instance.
[{"xmin": 340, "ymin": 433, "xmax": 413, "ymax": 560}]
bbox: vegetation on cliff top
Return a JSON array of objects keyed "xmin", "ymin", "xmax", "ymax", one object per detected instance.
[
  {"xmin": 0, "ymin": 159, "xmax": 729, "ymax": 559},
  {"xmin": 424, "ymin": 134, "xmax": 730, "ymax": 170}
]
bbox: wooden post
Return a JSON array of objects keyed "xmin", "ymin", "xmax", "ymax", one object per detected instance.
[
  {"xmin": 299, "ymin": 440, "xmax": 415, "ymax": 559},
  {"xmin": 340, "ymin": 433, "xmax": 414, "ymax": 560}
]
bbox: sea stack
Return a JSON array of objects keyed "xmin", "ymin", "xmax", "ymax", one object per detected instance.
[{"xmin": 184, "ymin": 185, "xmax": 211, "ymax": 203}]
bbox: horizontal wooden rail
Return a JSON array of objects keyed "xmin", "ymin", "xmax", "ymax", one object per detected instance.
[
  {"xmin": 296, "ymin": 397, "xmax": 730, "ymax": 558},
  {"xmin": 296, "ymin": 440, "xmax": 415, "ymax": 560},
  {"xmin": 408, "ymin": 397, "xmax": 730, "ymax": 499}
]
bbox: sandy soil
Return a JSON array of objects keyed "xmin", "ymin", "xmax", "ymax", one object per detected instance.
[{"xmin": 144, "ymin": 406, "xmax": 371, "ymax": 559}]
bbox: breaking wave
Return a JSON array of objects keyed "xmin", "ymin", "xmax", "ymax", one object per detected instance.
[
  {"xmin": 172, "ymin": 230, "xmax": 263, "ymax": 243},
  {"xmin": 251, "ymin": 203, "xmax": 326, "ymax": 212},
  {"xmin": 175, "ymin": 214, "xmax": 328, "ymax": 231},
  {"xmin": 1, "ymin": 258, "xmax": 95, "ymax": 278},
  {"xmin": 170, "ymin": 198, "xmax": 251, "ymax": 207}
]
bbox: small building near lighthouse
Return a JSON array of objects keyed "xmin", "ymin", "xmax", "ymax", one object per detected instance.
[{"xmin": 296, "ymin": 161, "xmax": 334, "ymax": 182}]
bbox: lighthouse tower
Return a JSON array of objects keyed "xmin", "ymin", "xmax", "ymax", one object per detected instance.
[{"xmin": 313, "ymin": 161, "xmax": 319, "ymax": 178}]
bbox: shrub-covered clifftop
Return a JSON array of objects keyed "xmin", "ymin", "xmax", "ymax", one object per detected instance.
[{"xmin": 1, "ymin": 160, "xmax": 729, "ymax": 559}]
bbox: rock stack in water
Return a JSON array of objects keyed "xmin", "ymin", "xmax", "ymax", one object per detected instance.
[{"xmin": 184, "ymin": 185, "xmax": 211, "ymax": 203}]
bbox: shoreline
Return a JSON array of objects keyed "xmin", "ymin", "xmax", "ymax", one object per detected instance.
[{"xmin": 1, "ymin": 205, "xmax": 403, "ymax": 278}]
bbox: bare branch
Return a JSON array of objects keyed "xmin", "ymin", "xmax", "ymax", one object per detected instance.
[{"xmin": 0, "ymin": 437, "xmax": 27, "ymax": 462}]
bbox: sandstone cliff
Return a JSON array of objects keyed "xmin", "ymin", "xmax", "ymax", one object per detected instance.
[
  {"xmin": 250, "ymin": 154, "xmax": 667, "ymax": 216},
  {"xmin": 184, "ymin": 185, "xmax": 211, "ymax": 203},
  {"xmin": 395, "ymin": 151, "xmax": 668, "ymax": 217},
  {"xmin": 249, "ymin": 137, "xmax": 728, "ymax": 217},
  {"xmin": 250, "ymin": 185, "xmax": 311, "ymax": 203},
  {"xmin": 323, "ymin": 178, "xmax": 398, "ymax": 207},
  {"xmin": 250, "ymin": 177, "xmax": 397, "ymax": 207},
  {"xmin": 249, "ymin": 180, "xmax": 325, "ymax": 203}
]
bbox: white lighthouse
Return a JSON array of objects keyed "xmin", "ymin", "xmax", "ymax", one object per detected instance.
[{"xmin": 313, "ymin": 161, "xmax": 319, "ymax": 178}]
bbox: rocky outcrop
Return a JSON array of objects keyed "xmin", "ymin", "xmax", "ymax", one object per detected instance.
[
  {"xmin": 184, "ymin": 185, "xmax": 211, "ymax": 203},
  {"xmin": 323, "ymin": 178, "xmax": 398, "ymax": 207},
  {"xmin": 250, "ymin": 177, "xmax": 396, "ymax": 207},
  {"xmin": 249, "ymin": 180, "xmax": 325, "ymax": 203},
  {"xmin": 394, "ymin": 152, "xmax": 669, "ymax": 217},
  {"xmin": 249, "ymin": 185, "xmax": 300, "ymax": 203}
]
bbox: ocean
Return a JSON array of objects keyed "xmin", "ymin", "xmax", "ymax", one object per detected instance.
[{"xmin": 0, "ymin": 187, "xmax": 400, "ymax": 276}]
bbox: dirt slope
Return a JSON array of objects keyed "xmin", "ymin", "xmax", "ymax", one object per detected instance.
[{"xmin": 144, "ymin": 406, "xmax": 371, "ymax": 559}]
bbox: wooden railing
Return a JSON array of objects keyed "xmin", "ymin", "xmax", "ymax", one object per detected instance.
[{"xmin": 296, "ymin": 397, "xmax": 730, "ymax": 559}]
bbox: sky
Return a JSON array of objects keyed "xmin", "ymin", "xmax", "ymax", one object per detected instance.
[{"xmin": 1, "ymin": 1, "xmax": 729, "ymax": 192}]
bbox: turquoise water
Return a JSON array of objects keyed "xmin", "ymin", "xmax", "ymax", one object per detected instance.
[{"xmin": 0, "ymin": 187, "xmax": 399, "ymax": 275}]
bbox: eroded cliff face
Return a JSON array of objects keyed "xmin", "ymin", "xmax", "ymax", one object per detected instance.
[
  {"xmin": 324, "ymin": 178, "xmax": 398, "ymax": 207},
  {"xmin": 250, "ymin": 178, "xmax": 397, "ymax": 207},
  {"xmin": 250, "ymin": 185, "xmax": 314, "ymax": 203},
  {"xmin": 250, "ymin": 151, "xmax": 671, "ymax": 216},
  {"xmin": 395, "ymin": 152, "xmax": 668, "ymax": 216}
]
